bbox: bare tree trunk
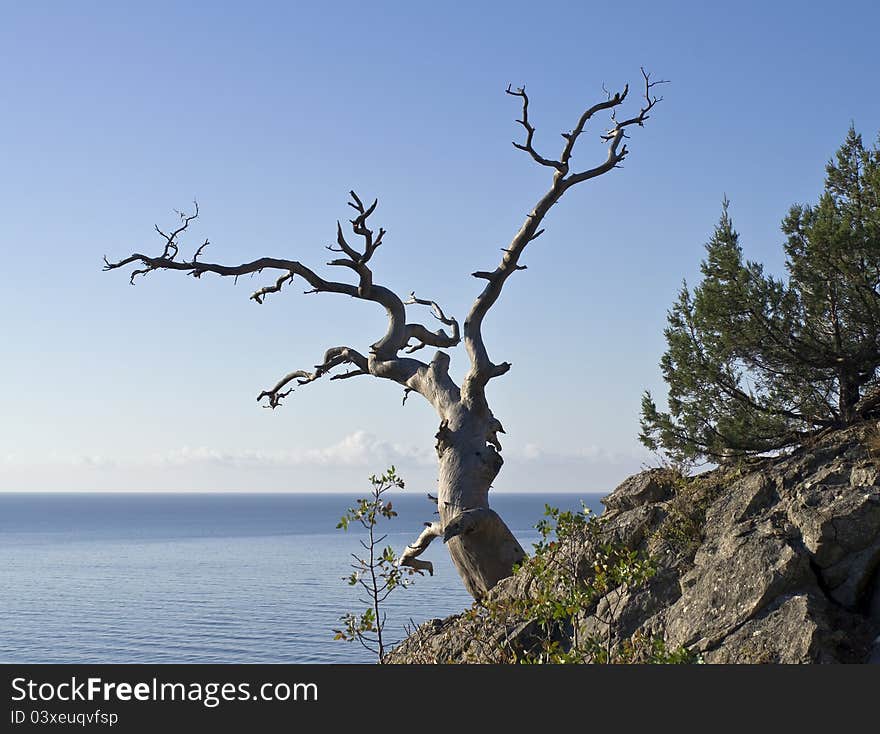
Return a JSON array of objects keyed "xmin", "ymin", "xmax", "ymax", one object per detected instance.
[
  {"xmin": 435, "ymin": 408, "xmax": 526, "ymax": 599},
  {"xmin": 396, "ymin": 398, "xmax": 526, "ymax": 598},
  {"xmin": 838, "ymin": 368, "xmax": 860, "ymax": 424}
]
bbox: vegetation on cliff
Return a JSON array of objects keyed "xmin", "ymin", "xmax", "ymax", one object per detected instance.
[
  {"xmin": 392, "ymin": 425, "xmax": 880, "ymax": 663},
  {"xmin": 391, "ymin": 130, "xmax": 880, "ymax": 661}
]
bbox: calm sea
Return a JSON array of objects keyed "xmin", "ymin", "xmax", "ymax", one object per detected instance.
[{"xmin": 0, "ymin": 492, "xmax": 604, "ymax": 663}]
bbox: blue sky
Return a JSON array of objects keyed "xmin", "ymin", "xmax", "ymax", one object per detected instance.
[{"xmin": 2, "ymin": 1, "xmax": 878, "ymax": 492}]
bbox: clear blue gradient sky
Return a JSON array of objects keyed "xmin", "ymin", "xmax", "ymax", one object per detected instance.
[{"xmin": 2, "ymin": 1, "xmax": 878, "ymax": 492}]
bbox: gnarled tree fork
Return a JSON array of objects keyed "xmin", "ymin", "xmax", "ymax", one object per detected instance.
[{"xmin": 104, "ymin": 69, "xmax": 665, "ymax": 599}]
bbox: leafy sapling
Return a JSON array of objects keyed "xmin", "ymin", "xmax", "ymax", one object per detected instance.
[{"xmin": 333, "ymin": 467, "xmax": 421, "ymax": 662}]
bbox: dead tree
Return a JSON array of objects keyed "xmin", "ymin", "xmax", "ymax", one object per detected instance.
[{"xmin": 104, "ymin": 70, "xmax": 664, "ymax": 599}]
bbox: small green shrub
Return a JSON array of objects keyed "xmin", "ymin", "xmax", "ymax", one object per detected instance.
[
  {"xmin": 333, "ymin": 467, "xmax": 421, "ymax": 662},
  {"xmin": 863, "ymin": 423, "xmax": 880, "ymax": 462},
  {"xmin": 654, "ymin": 474, "xmax": 722, "ymax": 555},
  {"xmin": 473, "ymin": 504, "xmax": 695, "ymax": 664}
]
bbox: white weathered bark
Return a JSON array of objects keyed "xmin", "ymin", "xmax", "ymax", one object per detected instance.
[{"xmin": 399, "ymin": 400, "xmax": 526, "ymax": 598}]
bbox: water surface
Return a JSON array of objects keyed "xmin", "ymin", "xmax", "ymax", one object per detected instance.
[{"xmin": 0, "ymin": 492, "xmax": 604, "ymax": 663}]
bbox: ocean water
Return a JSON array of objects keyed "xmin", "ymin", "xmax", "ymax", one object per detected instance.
[{"xmin": 0, "ymin": 492, "xmax": 604, "ymax": 663}]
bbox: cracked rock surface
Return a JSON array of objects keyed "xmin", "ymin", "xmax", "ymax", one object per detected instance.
[{"xmin": 390, "ymin": 424, "xmax": 880, "ymax": 663}]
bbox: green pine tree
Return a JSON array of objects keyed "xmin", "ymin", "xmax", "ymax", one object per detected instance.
[{"xmin": 641, "ymin": 127, "xmax": 880, "ymax": 463}]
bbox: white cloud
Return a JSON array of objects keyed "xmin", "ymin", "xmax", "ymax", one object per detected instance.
[
  {"xmin": 1, "ymin": 433, "xmax": 654, "ymax": 493},
  {"xmin": 513, "ymin": 442, "xmax": 649, "ymax": 465},
  {"xmin": 148, "ymin": 430, "xmax": 435, "ymax": 468},
  {"xmin": 1, "ymin": 430, "xmax": 435, "ymax": 471}
]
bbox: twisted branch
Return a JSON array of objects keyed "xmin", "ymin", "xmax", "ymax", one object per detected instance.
[
  {"xmin": 104, "ymin": 195, "xmax": 465, "ymax": 409},
  {"xmin": 257, "ymin": 346, "xmax": 370, "ymax": 408},
  {"xmin": 505, "ymin": 86, "xmax": 564, "ymax": 171},
  {"xmin": 403, "ymin": 292, "xmax": 461, "ymax": 353},
  {"xmin": 462, "ymin": 69, "xmax": 665, "ymax": 409},
  {"xmin": 399, "ymin": 521, "xmax": 443, "ymax": 576},
  {"xmin": 326, "ymin": 191, "xmax": 387, "ymax": 297}
]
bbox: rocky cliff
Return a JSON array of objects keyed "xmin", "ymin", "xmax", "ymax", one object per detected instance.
[{"xmin": 391, "ymin": 423, "xmax": 880, "ymax": 663}]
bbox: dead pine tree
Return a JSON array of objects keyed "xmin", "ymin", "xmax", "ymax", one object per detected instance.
[{"xmin": 104, "ymin": 69, "xmax": 665, "ymax": 599}]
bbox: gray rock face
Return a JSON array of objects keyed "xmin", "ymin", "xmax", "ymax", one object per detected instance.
[
  {"xmin": 391, "ymin": 424, "xmax": 880, "ymax": 663},
  {"xmin": 702, "ymin": 594, "xmax": 831, "ymax": 664},
  {"xmin": 665, "ymin": 529, "xmax": 814, "ymax": 651},
  {"xmin": 601, "ymin": 469, "xmax": 675, "ymax": 512}
]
